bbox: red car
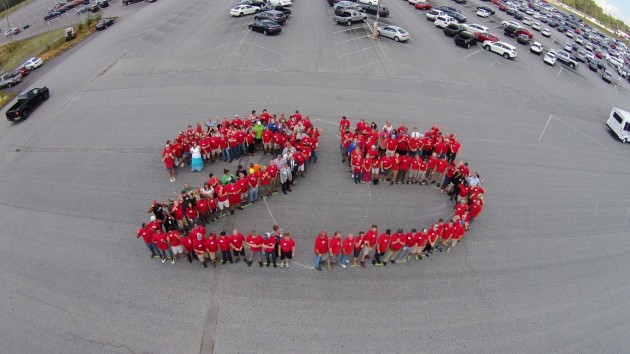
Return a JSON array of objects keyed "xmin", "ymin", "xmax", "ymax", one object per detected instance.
[
  {"xmin": 595, "ymin": 51, "xmax": 604, "ymax": 59},
  {"xmin": 475, "ymin": 32, "xmax": 499, "ymax": 42},
  {"xmin": 490, "ymin": 0, "xmax": 502, "ymax": 4},
  {"xmin": 498, "ymin": 4, "xmax": 507, "ymax": 11},
  {"xmin": 16, "ymin": 66, "xmax": 29, "ymax": 77},
  {"xmin": 415, "ymin": 2, "xmax": 431, "ymax": 10},
  {"xmin": 516, "ymin": 28, "xmax": 534, "ymax": 38}
]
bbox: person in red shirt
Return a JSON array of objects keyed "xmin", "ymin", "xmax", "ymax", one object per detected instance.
[
  {"xmin": 329, "ymin": 231, "xmax": 343, "ymax": 268},
  {"xmin": 389, "ymin": 153, "xmax": 400, "ymax": 185},
  {"xmin": 196, "ymin": 197, "xmax": 209, "ymax": 225},
  {"xmin": 226, "ymin": 181, "xmax": 240, "ymax": 215},
  {"xmin": 230, "ymin": 229, "xmax": 246, "ymax": 264},
  {"xmin": 427, "ymin": 223, "xmax": 441, "ymax": 254},
  {"xmin": 167, "ymin": 230, "xmax": 183, "ymax": 263},
  {"xmin": 397, "ymin": 154, "xmax": 411, "ymax": 184},
  {"xmin": 418, "ymin": 158, "xmax": 428, "ymax": 184},
  {"xmin": 353, "ymin": 231, "xmax": 365, "ymax": 267},
  {"xmin": 440, "ymin": 221, "xmax": 455, "ymax": 249},
  {"xmin": 181, "ymin": 234, "xmax": 195, "ymax": 263},
  {"xmin": 262, "ymin": 232, "xmax": 277, "ymax": 268},
  {"xmin": 447, "ymin": 136, "xmax": 461, "ymax": 164},
  {"xmin": 340, "ymin": 233, "xmax": 354, "ymax": 269},
  {"xmin": 339, "ymin": 116, "xmax": 350, "ymax": 136},
  {"xmin": 360, "ymin": 225, "xmax": 378, "ymax": 267},
  {"xmin": 201, "ymin": 232, "xmax": 218, "ymax": 268},
  {"xmin": 426, "ymin": 154, "xmax": 438, "ymax": 183},
  {"xmin": 441, "ymin": 162, "xmax": 457, "ymax": 193},
  {"xmin": 408, "ymin": 156, "xmax": 421, "ymax": 184},
  {"xmin": 217, "ymin": 231, "xmax": 233, "ymax": 264},
  {"xmin": 185, "ymin": 204, "xmax": 199, "ymax": 225},
  {"xmin": 352, "ymin": 154, "xmax": 362, "ymax": 184},
  {"xmin": 361, "ymin": 155, "xmax": 372, "ymax": 184},
  {"xmin": 152, "ymin": 229, "xmax": 172, "ymax": 264},
  {"xmin": 380, "ymin": 155, "xmax": 393, "ymax": 183},
  {"xmin": 170, "ymin": 201, "xmax": 188, "ymax": 231},
  {"xmin": 279, "ymin": 232, "xmax": 296, "ymax": 268},
  {"xmin": 163, "ymin": 152, "xmax": 176, "ymax": 183},
  {"xmin": 457, "ymin": 182, "xmax": 470, "ymax": 203},
  {"xmin": 136, "ymin": 223, "xmax": 159, "ymax": 258},
  {"xmin": 383, "ymin": 228, "xmax": 405, "ymax": 264},
  {"xmin": 192, "ymin": 232, "xmax": 209, "ymax": 268},
  {"xmin": 313, "ymin": 231, "xmax": 330, "ymax": 271},
  {"xmin": 373, "ymin": 229, "xmax": 391, "ymax": 266},
  {"xmin": 447, "ymin": 217, "xmax": 466, "ymax": 252},
  {"xmin": 246, "ymin": 172, "xmax": 259, "ymax": 204},
  {"xmin": 246, "ymin": 230, "xmax": 264, "ymax": 267},
  {"xmin": 416, "ymin": 228, "xmax": 430, "ymax": 259},
  {"xmin": 469, "ymin": 199, "xmax": 483, "ymax": 227},
  {"xmin": 398, "ymin": 229, "xmax": 417, "ymax": 262},
  {"xmin": 432, "ymin": 157, "xmax": 449, "ymax": 186}
]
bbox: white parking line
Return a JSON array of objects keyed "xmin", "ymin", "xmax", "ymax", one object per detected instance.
[
  {"xmin": 557, "ymin": 67, "xmax": 563, "ymax": 77},
  {"xmin": 538, "ymin": 114, "xmax": 552, "ymax": 141},
  {"xmin": 242, "ymin": 40, "xmax": 284, "ymax": 55},
  {"xmin": 234, "ymin": 53, "xmax": 279, "ymax": 71},
  {"xmin": 333, "ymin": 26, "xmax": 367, "ymax": 34},
  {"xmin": 338, "ymin": 46, "xmax": 377, "ymax": 58},
  {"xmin": 335, "ymin": 35, "xmax": 368, "ymax": 45},
  {"xmin": 465, "ymin": 49, "xmax": 482, "ymax": 58},
  {"xmin": 481, "ymin": 62, "xmax": 495, "ymax": 71}
]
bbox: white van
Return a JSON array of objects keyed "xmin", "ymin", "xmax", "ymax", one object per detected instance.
[{"xmin": 606, "ymin": 107, "xmax": 630, "ymax": 142}]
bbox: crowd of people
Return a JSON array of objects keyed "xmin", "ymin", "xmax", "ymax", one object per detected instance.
[
  {"xmin": 137, "ymin": 114, "xmax": 485, "ymax": 269},
  {"xmin": 160, "ymin": 109, "xmax": 321, "ymax": 182},
  {"xmin": 339, "ymin": 118, "xmax": 482, "ymax": 202}
]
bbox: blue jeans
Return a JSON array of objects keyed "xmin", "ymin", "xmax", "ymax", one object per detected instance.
[
  {"xmin": 222, "ymin": 148, "xmax": 230, "ymax": 162},
  {"xmin": 340, "ymin": 254, "xmax": 349, "ymax": 265},
  {"xmin": 240, "ymin": 143, "xmax": 247, "ymax": 155},
  {"xmin": 159, "ymin": 248, "xmax": 173, "ymax": 258},
  {"xmin": 247, "ymin": 187, "xmax": 258, "ymax": 203},
  {"xmin": 353, "ymin": 172, "xmax": 361, "ymax": 183},
  {"xmin": 145, "ymin": 242, "xmax": 159, "ymax": 256},
  {"xmin": 313, "ymin": 254, "xmax": 329, "ymax": 268},
  {"xmin": 311, "ymin": 150, "xmax": 318, "ymax": 163},
  {"xmin": 230, "ymin": 146, "xmax": 239, "ymax": 160},
  {"xmin": 397, "ymin": 246, "xmax": 412, "ymax": 261}
]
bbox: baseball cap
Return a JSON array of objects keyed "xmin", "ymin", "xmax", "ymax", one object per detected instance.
[
  {"xmin": 397, "ymin": 228, "xmax": 403, "ymax": 233},
  {"xmin": 150, "ymin": 215, "xmax": 156, "ymax": 221},
  {"xmin": 319, "ymin": 231, "xmax": 326, "ymax": 236}
]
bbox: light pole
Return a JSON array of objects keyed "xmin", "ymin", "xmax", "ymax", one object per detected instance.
[
  {"xmin": 372, "ymin": 0, "xmax": 380, "ymax": 38},
  {"xmin": 4, "ymin": 1, "xmax": 11, "ymax": 43}
]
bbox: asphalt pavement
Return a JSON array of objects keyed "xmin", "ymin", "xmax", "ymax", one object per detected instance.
[{"xmin": 1, "ymin": 0, "xmax": 630, "ymax": 353}]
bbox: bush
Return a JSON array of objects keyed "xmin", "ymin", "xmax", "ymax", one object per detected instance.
[{"xmin": 77, "ymin": 23, "xmax": 84, "ymax": 32}]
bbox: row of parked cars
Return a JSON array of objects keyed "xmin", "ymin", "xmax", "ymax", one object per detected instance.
[
  {"xmin": 330, "ymin": 0, "xmax": 410, "ymax": 42},
  {"xmin": 0, "ymin": 57, "xmax": 44, "ymax": 90},
  {"xmin": 229, "ymin": 0, "xmax": 293, "ymax": 36}
]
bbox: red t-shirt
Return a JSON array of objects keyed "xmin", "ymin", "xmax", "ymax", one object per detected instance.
[
  {"xmin": 342, "ymin": 237, "xmax": 354, "ymax": 255},
  {"xmin": 329, "ymin": 237, "xmax": 342, "ymax": 255},
  {"xmin": 470, "ymin": 202, "xmax": 483, "ymax": 218},
  {"xmin": 354, "ymin": 235, "xmax": 364, "ymax": 250},
  {"xmin": 263, "ymin": 237, "xmax": 275, "ymax": 253},
  {"xmin": 230, "ymin": 233, "xmax": 245, "ymax": 249},
  {"xmin": 399, "ymin": 156, "xmax": 412, "ymax": 171},
  {"xmin": 181, "ymin": 236, "xmax": 194, "ymax": 252},
  {"xmin": 218, "ymin": 236, "xmax": 231, "ymax": 252},
  {"xmin": 196, "ymin": 199, "xmax": 208, "ymax": 213},
  {"xmin": 185, "ymin": 206, "xmax": 198, "ymax": 219},
  {"xmin": 436, "ymin": 159, "xmax": 448, "ymax": 173},
  {"xmin": 441, "ymin": 225, "xmax": 454, "ymax": 241},
  {"xmin": 428, "ymin": 228, "xmax": 439, "ymax": 244},
  {"xmin": 163, "ymin": 155, "xmax": 174, "ymax": 169},
  {"xmin": 428, "ymin": 156, "xmax": 438, "ymax": 169},
  {"xmin": 193, "ymin": 238, "xmax": 206, "ymax": 254},
  {"xmin": 280, "ymin": 237, "xmax": 295, "ymax": 252},
  {"xmin": 137, "ymin": 227, "xmax": 153, "ymax": 243},
  {"xmin": 416, "ymin": 232, "xmax": 428, "ymax": 247},
  {"xmin": 405, "ymin": 232, "xmax": 417, "ymax": 247},
  {"xmin": 171, "ymin": 204, "xmax": 185, "ymax": 220},
  {"xmin": 452, "ymin": 223, "xmax": 465, "ymax": 240},
  {"xmin": 364, "ymin": 230, "xmax": 377, "ymax": 247},
  {"xmin": 454, "ymin": 203, "xmax": 469, "ymax": 217},
  {"xmin": 377, "ymin": 234, "xmax": 390, "ymax": 252},
  {"xmin": 204, "ymin": 236, "xmax": 219, "ymax": 253},
  {"xmin": 167, "ymin": 231, "xmax": 181, "ymax": 247},
  {"xmin": 458, "ymin": 185, "xmax": 470, "ymax": 198},
  {"xmin": 247, "ymin": 234, "xmax": 264, "ymax": 252},
  {"xmin": 152, "ymin": 232, "xmax": 169, "ymax": 251},
  {"xmin": 389, "ymin": 233, "xmax": 404, "ymax": 251},
  {"xmin": 314, "ymin": 235, "xmax": 329, "ymax": 255}
]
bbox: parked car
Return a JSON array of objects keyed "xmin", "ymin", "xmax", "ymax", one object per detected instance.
[
  {"xmin": 77, "ymin": 6, "xmax": 90, "ymax": 14},
  {"xmin": 476, "ymin": 8, "xmax": 490, "ymax": 18},
  {"xmin": 543, "ymin": 52, "xmax": 557, "ymax": 65},
  {"xmin": 97, "ymin": 0, "xmax": 108, "ymax": 7},
  {"xmin": 443, "ymin": 23, "xmax": 466, "ymax": 37},
  {"xmin": 5, "ymin": 87, "xmax": 50, "ymax": 122},
  {"xmin": 517, "ymin": 34, "xmax": 532, "ymax": 45},
  {"xmin": 601, "ymin": 70, "xmax": 613, "ymax": 83},
  {"xmin": 477, "ymin": 6, "xmax": 494, "ymax": 15},
  {"xmin": 483, "ymin": 40, "xmax": 517, "ymax": 59},
  {"xmin": 523, "ymin": 17, "xmax": 532, "ymax": 26},
  {"xmin": 434, "ymin": 15, "xmax": 456, "ymax": 28},
  {"xmin": 425, "ymin": 10, "xmax": 444, "ymax": 21},
  {"xmin": 333, "ymin": 9, "xmax": 367, "ymax": 26},
  {"xmin": 44, "ymin": 11, "xmax": 61, "ymax": 21},
  {"xmin": 502, "ymin": 20, "xmax": 520, "ymax": 28},
  {"xmin": 552, "ymin": 49, "xmax": 579, "ymax": 69},
  {"xmin": 454, "ymin": 31, "xmax": 477, "ymax": 48},
  {"xmin": 267, "ymin": 0, "xmax": 291, "ymax": 6},
  {"xmin": 530, "ymin": 42, "xmax": 544, "ymax": 55},
  {"xmin": 464, "ymin": 24, "xmax": 488, "ymax": 33},
  {"xmin": 376, "ymin": 25, "xmax": 410, "ymax": 42},
  {"xmin": 532, "ymin": 22, "xmax": 542, "ymax": 31},
  {"xmin": 22, "ymin": 57, "xmax": 43, "ymax": 70},
  {"xmin": 95, "ymin": 17, "xmax": 115, "ymax": 30},
  {"xmin": 248, "ymin": 19, "xmax": 282, "ymax": 35},
  {"xmin": 230, "ymin": 4, "xmax": 260, "ymax": 16},
  {"xmin": 415, "ymin": 2, "xmax": 431, "ymax": 10},
  {"xmin": 0, "ymin": 72, "xmax": 22, "ymax": 89},
  {"xmin": 362, "ymin": 4, "xmax": 388, "ymax": 17},
  {"xmin": 15, "ymin": 66, "xmax": 29, "ymax": 77},
  {"xmin": 474, "ymin": 31, "xmax": 499, "ymax": 43},
  {"xmin": 261, "ymin": 4, "xmax": 291, "ymax": 16},
  {"xmin": 255, "ymin": 10, "xmax": 287, "ymax": 25},
  {"xmin": 22, "ymin": 22, "xmax": 30, "ymax": 29},
  {"xmin": 542, "ymin": 28, "xmax": 551, "ymax": 37}
]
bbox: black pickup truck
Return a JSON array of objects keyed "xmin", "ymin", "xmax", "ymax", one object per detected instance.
[{"xmin": 5, "ymin": 86, "xmax": 49, "ymax": 122}]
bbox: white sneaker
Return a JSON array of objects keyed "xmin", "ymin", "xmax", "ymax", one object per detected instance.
[
  {"xmin": 286, "ymin": 263, "xmax": 289, "ymax": 269},
  {"xmin": 345, "ymin": 259, "xmax": 350, "ymax": 264},
  {"xmin": 341, "ymin": 264, "xmax": 346, "ymax": 268},
  {"xmin": 280, "ymin": 263, "xmax": 284, "ymax": 268}
]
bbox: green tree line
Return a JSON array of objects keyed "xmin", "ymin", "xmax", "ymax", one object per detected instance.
[{"xmin": 557, "ymin": 0, "xmax": 629, "ymax": 33}]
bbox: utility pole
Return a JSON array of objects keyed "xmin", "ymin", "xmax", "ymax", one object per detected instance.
[
  {"xmin": 372, "ymin": 0, "xmax": 380, "ymax": 38},
  {"xmin": 5, "ymin": 1, "xmax": 11, "ymax": 43}
]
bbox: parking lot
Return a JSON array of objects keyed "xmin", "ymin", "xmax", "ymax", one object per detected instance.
[{"xmin": 2, "ymin": 0, "xmax": 630, "ymax": 353}]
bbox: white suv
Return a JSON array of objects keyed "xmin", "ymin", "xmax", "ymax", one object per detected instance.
[
  {"xmin": 435, "ymin": 15, "xmax": 456, "ymax": 28},
  {"xmin": 483, "ymin": 41, "xmax": 518, "ymax": 59}
]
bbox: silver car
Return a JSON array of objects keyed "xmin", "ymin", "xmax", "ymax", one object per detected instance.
[
  {"xmin": 377, "ymin": 25, "xmax": 410, "ymax": 42},
  {"xmin": 0, "ymin": 72, "xmax": 22, "ymax": 89}
]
